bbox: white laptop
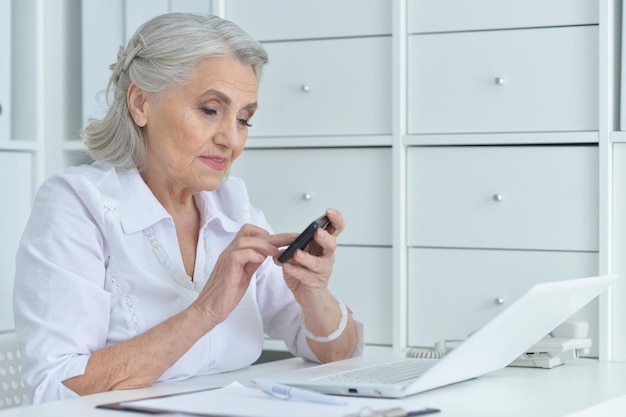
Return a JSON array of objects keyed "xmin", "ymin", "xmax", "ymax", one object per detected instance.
[{"xmin": 254, "ymin": 274, "xmax": 617, "ymax": 398}]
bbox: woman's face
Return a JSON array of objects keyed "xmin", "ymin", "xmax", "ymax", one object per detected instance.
[{"xmin": 133, "ymin": 56, "xmax": 259, "ymax": 195}]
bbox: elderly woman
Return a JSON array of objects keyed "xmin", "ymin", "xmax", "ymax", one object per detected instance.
[{"xmin": 13, "ymin": 13, "xmax": 363, "ymax": 404}]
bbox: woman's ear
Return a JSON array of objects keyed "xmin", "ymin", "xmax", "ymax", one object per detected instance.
[{"xmin": 127, "ymin": 83, "xmax": 149, "ymax": 127}]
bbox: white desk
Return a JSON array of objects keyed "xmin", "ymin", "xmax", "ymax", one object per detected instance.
[{"xmin": 2, "ymin": 358, "xmax": 626, "ymax": 417}]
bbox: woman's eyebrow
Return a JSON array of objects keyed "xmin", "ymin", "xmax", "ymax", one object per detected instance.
[
  {"xmin": 201, "ymin": 89, "xmax": 258, "ymax": 111},
  {"xmin": 201, "ymin": 89, "xmax": 232, "ymax": 105}
]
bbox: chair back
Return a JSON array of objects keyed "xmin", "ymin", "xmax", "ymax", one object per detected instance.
[{"xmin": 0, "ymin": 332, "xmax": 27, "ymax": 408}]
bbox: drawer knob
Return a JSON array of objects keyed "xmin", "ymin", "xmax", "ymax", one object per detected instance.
[
  {"xmin": 494, "ymin": 297, "xmax": 505, "ymax": 305},
  {"xmin": 494, "ymin": 77, "xmax": 505, "ymax": 85},
  {"xmin": 492, "ymin": 194, "xmax": 503, "ymax": 202},
  {"xmin": 302, "ymin": 84, "xmax": 311, "ymax": 92},
  {"xmin": 302, "ymin": 193, "xmax": 313, "ymax": 201}
]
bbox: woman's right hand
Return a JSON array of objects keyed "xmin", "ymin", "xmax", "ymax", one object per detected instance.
[{"xmin": 190, "ymin": 224, "xmax": 296, "ymax": 329}]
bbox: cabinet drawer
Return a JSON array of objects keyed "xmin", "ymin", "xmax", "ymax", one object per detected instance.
[
  {"xmin": 251, "ymin": 37, "xmax": 392, "ymax": 137},
  {"xmin": 408, "ymin": 0, "xmax": 598, "ymax": 33},
  {"xmin": 226, "ymin": 0, "xmax": 391, "ymax": 41},
  {"xmin": 407, "ymin": 146, "xmax": 598, "ymax": 251},
  {"xmin": 330, "ymin": 246, "xmax": 392, "ymax": 346},
  {"xmin": 407, "ymin": 26, "xmax": 598, "ymax": 134},
  {"xmin": 407, "ymin": 248, "xmax": 599, "ymax": 351},
  {"xmin": 232, "ymin": 148, "xmax": 392, "ymax": 246}
]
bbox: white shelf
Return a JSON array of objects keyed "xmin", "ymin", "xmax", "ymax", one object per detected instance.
[
  {"xmin": 0, "ymin": 140, "xmax": 37, "ymax": 152},
  {"xmin": 611, "ymin": 131, "xmax": 626, "ymax": 142},
  {"xmin": 404, "ymin": 131, "xmax": 599, "ymax": 146},
  {"xmin": 245, "ymin": 135, "xmax": 392, "ymax": 149}
]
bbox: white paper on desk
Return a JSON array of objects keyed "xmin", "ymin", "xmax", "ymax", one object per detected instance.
[{"xmin": 121, "ymin": 382, "xmax": 433, "ymax": 417}]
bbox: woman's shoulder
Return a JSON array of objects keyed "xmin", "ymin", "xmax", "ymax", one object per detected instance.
[
  {"xmin": 36, "ymin": 161, "xmax": 122, "ymax": 207},
  {"xmin": 56, "ymin": 161, "xmax": 117, "ymax": 186},
  {"xmin": 39, "ymin": 160, "xmax": 105, "ymax": 184}
]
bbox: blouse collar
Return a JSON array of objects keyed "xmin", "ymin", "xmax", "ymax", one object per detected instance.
[{"xmin": 118, "ymin": 168, "xmax": 246, "ymax": 234}]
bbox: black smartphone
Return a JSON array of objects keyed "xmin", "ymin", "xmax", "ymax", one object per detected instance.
[{"xmin": 278, "ymin": 215, "xmax": 330, "ymax": 263}]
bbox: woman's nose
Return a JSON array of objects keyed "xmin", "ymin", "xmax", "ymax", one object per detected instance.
[{"xmin": 214, "ymin": 117, "xmax": 239, "ymax": 148}]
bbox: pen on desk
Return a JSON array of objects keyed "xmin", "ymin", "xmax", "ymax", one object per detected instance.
[
  {"xmin": 255, "ymin": 381, "xmax": 347, "ymax": 405},
  {"xmin": 345, "ymin": 406, "xmax": 441, "ymax": 417}
]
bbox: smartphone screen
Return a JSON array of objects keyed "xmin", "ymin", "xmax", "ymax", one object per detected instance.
[{"xmin": 277, "ymin": 215, "xmax": 330, "ymax": 263}]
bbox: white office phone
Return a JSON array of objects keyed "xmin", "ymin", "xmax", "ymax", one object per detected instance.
[
  {"xmin": 406, "ymin": 320, "xmax": 591, "ymax": 369},
  {"xmin": 508, "ymin": 320, "xmax": 592, "ymax": 368}
]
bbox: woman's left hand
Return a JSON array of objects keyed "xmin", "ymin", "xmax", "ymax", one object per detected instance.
[
  {"xmin": 275, "ymin": 208, "xmax": 345, "ymax": 309},
  {"xmin": 277, "ymin": 208, "xmax": 357, "ymax": 362}
]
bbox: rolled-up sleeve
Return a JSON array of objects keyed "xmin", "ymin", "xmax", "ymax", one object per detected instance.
[{"xmin": 13, "ymin": 174, "xmax": 110, "ymax": 404}]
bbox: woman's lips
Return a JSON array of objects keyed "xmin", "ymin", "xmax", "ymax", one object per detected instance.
[{"xmin": 199, "ymin": 155, "xmax": 227, "ymax": 171}]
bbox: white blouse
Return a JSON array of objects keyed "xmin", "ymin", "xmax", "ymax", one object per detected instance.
[{"xmin": 13, "ymin": 161, "xmax": 364, "ymax": 404}]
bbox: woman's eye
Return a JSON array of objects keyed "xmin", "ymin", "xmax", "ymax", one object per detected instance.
[
  {"xmin": 238, "ymin": 118, "xmax": 252, "ymax": 128},
  {"xmin": 201, "ymin": 107, "xmax": 217, "ymax": 116}
]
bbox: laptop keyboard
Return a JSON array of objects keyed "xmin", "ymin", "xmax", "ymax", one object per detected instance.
[{"xmin": 317, "ymin": 359, "xmax": 438, "ymax": 385}]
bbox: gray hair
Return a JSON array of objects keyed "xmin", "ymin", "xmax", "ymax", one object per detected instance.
[{"xmin": 82, "ymin": 13, "xmax": 268, "ymax": 170}]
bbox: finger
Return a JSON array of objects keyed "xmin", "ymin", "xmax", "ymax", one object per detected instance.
[
  {"xmin": 233, "ymin": 226, "xmax": 287, "ymax": 258},
  {"xmin": 266, "ymin": 232, "xmax": 300, "ymax": 248},
  {"xmin": 292, "ymin": 247, "xmax": 334, "ymax": 274},
  {"xmin": 282, "ymin": 254, "xmax": 333, "ymax": 290},
  {"xmin": 310, "ymin": 225, "xmax": 337, "ymax": 256},
  {"xmin": 324, "ymin": 208, "xmax": 345, "ymax": 236},
  {"xmin": 238, "ymin": 223, "xmax": 270, "ymax": 239},
  {"xmin": 282, "ymin": 258, "xmax": 321, "ymax": 285}
]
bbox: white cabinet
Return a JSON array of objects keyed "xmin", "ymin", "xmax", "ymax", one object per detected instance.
[
  {"xmin": 7, "ymin": 0, "xmax": 621, "ymax": 358},
  {"xmin": 407, "ymin": 0, "xmax": 597, "ymax": 33},
  {"xmin": 232, "ymin": 148, "xmax": 392, "ymax": 246},
  {"xmin": 227, "ymin": 0, "xmax": 392, "ymax": 138},
  {"xmin": 407, "ymin": 146, "xmax": 598, "ymax": 251},
  {"xmin": 0, "ymin": 152, "xmax": 32, "ymax": 331},
  {"xmin": 226, "ymin": 0, "xmax": 393, "ymax": 348},
  {"xmin": 254, "ymin": 37, "xmax": 392, "ymax": 137},
  {"xmin": 406, "ymin": 146, "xmax": 600, "ymax": 353},
  {"xmin": 331, "ymin": 247, "xmax": 393, "ymax": 346},
  {"xmin": 408, "ymin": 26, "xmax": 598, "ymax": 134},
  {"xmin": 232, "ymin": 139, "xmax": 393, "ymax": 348},
  {"xmin": 408, "ymin": 248, "xmax": 598, "ymax": 348},
  {"xmin": 0, "ymin": 0, "xmax": 11, "ymax": 141},
  {"xmin": 404, "ymin": 1, "xmax": 602, "ymax": 355},
  {"xmin": 226, "ymin": 0, "xmax": 391, "ymax": 41},
  {"xmin": 228, "ymin": 0, "xmax": 605, "ymax": 354},
  {"xmin": 225, "ymin": 0, "xmax": 390, "ymax": 132}
]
